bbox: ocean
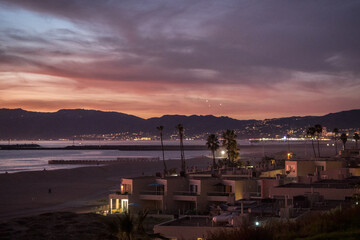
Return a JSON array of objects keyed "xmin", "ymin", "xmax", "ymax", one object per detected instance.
[{"xmin": 0, "ymin": 140, "xmax": 347, "ymax": 173}]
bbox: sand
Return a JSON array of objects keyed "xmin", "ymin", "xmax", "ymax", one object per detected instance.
[{"xmin": 0, "ymin": 157, "xmax": 211, "ymax": 221}]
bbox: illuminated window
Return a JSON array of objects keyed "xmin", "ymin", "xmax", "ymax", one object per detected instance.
[{"xmin": 121, "ymin": 199, "xmax": 129, "ymax": 213}]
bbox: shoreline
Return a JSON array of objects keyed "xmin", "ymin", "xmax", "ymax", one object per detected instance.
[{"xmin": 0, "ymin": 157, "xmax": 211, "ymax": 221}]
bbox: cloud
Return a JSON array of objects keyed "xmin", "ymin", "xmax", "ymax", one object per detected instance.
[{"xmin": 0, "ymin": 0, "xmax": 359, "ymax": 119}]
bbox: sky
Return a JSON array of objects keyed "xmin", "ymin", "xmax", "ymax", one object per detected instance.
[{"xmin": 0, "ymin": 0, "xmax": 360, "ymax": 120}]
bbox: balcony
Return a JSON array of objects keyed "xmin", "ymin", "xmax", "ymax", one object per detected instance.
[
  {"xmin": 207, "ymin": 192, "xmax": 234, "ymax": 202},
  {"xmin": 173, "ymin": 191, "xmax": 199, "ymax": 201},
  {"xmin": 109, "ymin": 190, "xmax": 130, "ymax": 199},
  {"xmin": 140, "ymin": 191, "xmax": 164, "ymax": 195},
  {"xmin": 248, "ymin": 192, "xmax": 261, "ymax": 199},
  {"xmin": 207, "ymin": 192, "xmax": 232, "ymax": 196},
  {"xmin": 112, "ymin": 190, "xmax": 131, "ymax": 195},
  {"xmin": 139, "ymin": 190, "xmax": 164, "ymax": 201},
  {"xmin": 173, "ymin": 191, "xmax": 198, "ymax": 196}
]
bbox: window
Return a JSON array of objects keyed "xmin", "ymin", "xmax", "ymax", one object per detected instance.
[
  {"xmin": 190, "ymin": 184, "xmax": 198, "ymax": 193},
  {"xmin": 121, "ymin": 184, "xmax": 132, "ymax": 194},
  {"xmin": 121, "ymin": 199, "xmax": 129, "ymax": 213},
  {"xmin": 225, "ymin": 185, "xmax": 232, "ymax": 193}
]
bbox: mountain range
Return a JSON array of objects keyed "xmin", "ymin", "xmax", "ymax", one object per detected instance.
[{"xmin": 0, "ymin": 108, "xmax": 359, "ymax": 139}]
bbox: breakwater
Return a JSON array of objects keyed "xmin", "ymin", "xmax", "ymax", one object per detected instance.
[
  {"xmin": 48, "ymin": 156, "xmax": 160, "ymax": 164},
  {"xmin": 0, "ymin": 144, "xmax": 207, "ymax": 151}
]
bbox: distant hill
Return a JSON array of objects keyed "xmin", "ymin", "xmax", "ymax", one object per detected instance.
[
  {"xmin": 0, "ymin": 108, "xmax": 359, "ymax": 139},
  {"xmin": 263, "ymin": 109, "xmax": 360, "ymax": 130},
  {"xmin": 0, "ymin": 109, "xmax": 145, "ymax": 139}
]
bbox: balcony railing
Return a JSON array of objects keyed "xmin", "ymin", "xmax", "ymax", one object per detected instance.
[
  {"xmin": 173, "ymin": 191, "xmax": 199, "ymax": 196},
  {"xmin": 110, "ymin": 190, "xmax": 131, "ymax": 195},
  {"xmin": 207, "ymin": 192, "xmax": 233, "ymax": 196},
  {"xmin": 139, "ymin": 191, "xmax": 164, "ymax": 195},
  {"xmin": 249, "ymin": 192, "xmax": 261, "ymax": 197}
]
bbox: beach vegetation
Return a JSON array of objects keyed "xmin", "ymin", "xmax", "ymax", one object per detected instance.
[
  {"xmin": 354, "ymin": 133, "xmax": 359, "ymax": 149},
  {"xmin": 333, "ymin": 128, "xmax": 339, "ymax": 155},
  {"xmin": 206, "ymin": 134, "xmax": 220, "ymax": 170},
  {"xmin": 209, "ymin": 205, "xmax": 360, "ymax": 240},
  {"xmin": 136, "ymin": 209, "xmax": 149, "ymax": 234},
  {"xmin": 314, "ymin": 124, "xmax": 322, "ymax": 157},
  {"xmin": 116, "ymin": 211, "xmax": 134, "ymax": 240},
  {"xmin": 157, "ymin": 125, "xmax": 167, "ymax": 175},
  {"xmin": 340, "ymin": 133, "xmax": 348, "ymax": 150},
  {"xmin": 176, "ymin": 124, "xmax": 186, "ymax": 174},
  {"xmin": 307, "ymin": 127, "xmax": 317, "ymax": 158},
  {"xmin": 222, "ymin": 129, "xmax": 240, "ymax": 166}
]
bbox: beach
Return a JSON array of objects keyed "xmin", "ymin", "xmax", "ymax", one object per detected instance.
[{"xmin": 0, "ymin": 157, "xmax": 211, "ymax": 221}]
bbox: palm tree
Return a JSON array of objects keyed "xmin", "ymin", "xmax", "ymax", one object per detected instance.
[
  {"xmin": 340, "ymin": 133, "xmax": 347, "ymax": 150},
  {"xmin": 354, "ymin": 133, "xmax": 360, "ymax": 149},
  {"xmin": 286, "ymin": 134, "xmax": 291, "ymax": 152},
  {"xmin": 222, "ymin": 129, "xmax": 239, "ymax": 164},
  {"xmin": 157, "ymin": 126, "xmax": 167, "ymax": 175},
  {"xmin": 307, "ymin": 127, "xmax": 317, "ymax": 158},
  {"xmin": 176, "ymin": 124, "xmax": 185, "ymax": 174},
  {"xmin": 314, "ymin": 124, "xmax": 322, "ymax": 158},
  {"xmin": 206, "ymin": 134, "xmax": 220, "ymax": 170},
  {"xmin": 333, "ymin": 128, "xmax": 339, "ymax": 155}
]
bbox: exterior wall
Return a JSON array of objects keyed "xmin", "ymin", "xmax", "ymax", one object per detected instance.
[
  {"xmin": 296, "ymin": 161, "xmax": 316, "ymax": 177},
  {"xmin": 286, "ymin": 160, "xmax": 316, "ymax": 177},
  {"xmin": 285, "ymin": 160, "xmax": 344, "ymax": 178},
  {"xmin": 222, "ymin": 179, "xmax": 257, "ymax": 200},
  {"xmin": 164, "ymin": 178, "xmax": 188, "ymax": 213},
  {"xmin": 270, "ymin": 187, "xmax": 354, "ymax": 201},
  {"xmin": 121, "ymin": 179, "xmax": 134, "ymax": 193},
  {"xmin": 319, "ymin": 168, "xmax": 349, "ymax": 180},
  {"xmin": 285, "ymin": 161, "xmax": 298, "ymax": 177},
  {"xmin": 349, "ymin": 168, "xmax": 360, "ymax": 176},
  {"xmin": 259, "ymin": 179, "xmax": 281, "ymax": 198},
  {"xmin": 198, "ymin": 178, "xmax": 218, "ymax": 210},
  {"xmin": 239, "ymin": 180, "xmax": 258, "ymax": 199},
  {"xmin": 126, "ymin": 177, "xmax": 154, "ymax": 212},
  {"xmin": 189, "ymin": 179, "xmax": 202, "ymax": 194},
  {"xmin": 260, "ymin": 169, "xmax": 284, "ymax": 178},
  {"xmin": 110, "ymin": 177, "xmax": 165, "ymax": 213},
  {"xmin": 315, "ymin": 160, "xmax": 344, "ymax": 171}
]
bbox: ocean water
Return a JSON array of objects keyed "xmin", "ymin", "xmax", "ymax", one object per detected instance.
[
  {"xmin": 0, "ymin": 140, "xmax": 349, "ymax": 173},
  {"xmin": 0, "ymin": 140, "xmax": 209, "ymax": 173}
]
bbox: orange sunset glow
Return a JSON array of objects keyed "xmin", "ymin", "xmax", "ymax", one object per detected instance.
[{"xmin": 0, "ymin": 1, "xmax": 359, "ymax": 119}]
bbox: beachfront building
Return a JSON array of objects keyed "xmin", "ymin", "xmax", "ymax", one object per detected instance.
[
  {"xmin": 109, "ymin": 175, "xmax": 261, "ymax": 214},
  {"xmin": 340, "ymin": 148, "xmax": 360, "ymax": 158},
  {"xmin": 108, "ymin": 155, "xmax": 360, "ymax": 239},
  {"xmin": 109, "ymin": 176, "xmax": 189, "ymax": 214},
  {"xmin": 109, "ymin": 158, "xmax": 353, "ymax": 214},
  {"xmin": 285, "ymin": 158, "xmax": 344, "ymax": 178},
  {"xmin": 270, "ymin": 177, "xmax": 360, "ymax": 202}
]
